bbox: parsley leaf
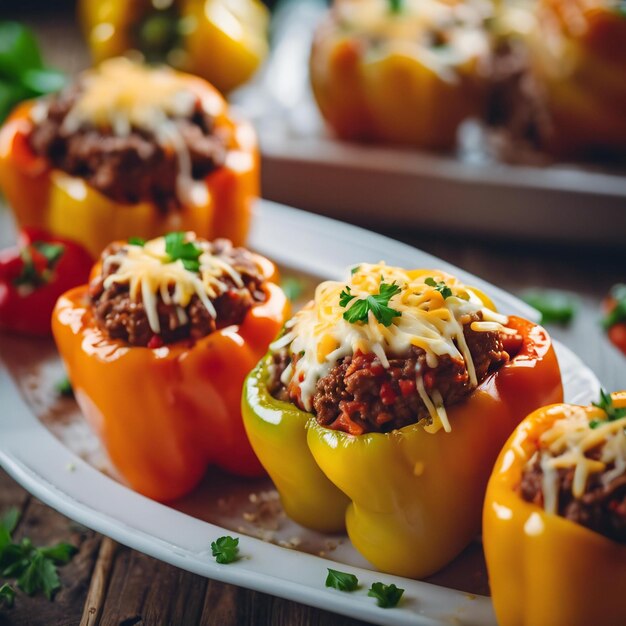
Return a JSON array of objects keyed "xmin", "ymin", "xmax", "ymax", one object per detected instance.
[
  {"xmin": 164, "ymin": 232, "xmax": 202, "ymax": 272},
  {"xmin": 0, "ymin": 508, "xmax": 77, "ymax": 603},
  {"xmin": 367, "ymin": 581, "xmax": 404, "ymax": 608},
  {"xmin": 350, "ymin": 265, "xmax": 360, "ymax": 275},
  {"xmin": 128, "ymin": 236, "xmax": 146, "ymax": 247},
  {"xmin": 340, "ymin": 281, "xmax": 402, "ymax": 327},
  {"xmin": 281, "ymin": 277, "xmax": 304, "ymax": 302},
  {"xmin": 325, "ymin": 568, "xmax": 359, "ymax": 592},
  {"xmin": 425, "ymin": 277, "xmax": 452, "ymax": 299},
  {"xmin": 55, "ymin": 376, "xmax": 73, "ymax": 398},
  {"xmin": 590, "ymin": 389, "xmax": 626, "ymax": 428},
  {"xmin": 388, "ymin": 0, "xmax": 405, "ymax": 14},
  {"xmin": 602, "ymin": 284, "xmax": 626, "ymax": 330},
  {"xmin": 210, "ymin": 536, "xmax": 239, "ymax": 564},
  {"xmin": 521, "ymin": 289, "xmax": 577, "ymax": 325},
  {"xmin": 18, "ymin": 551, "xmax": 60, "ymax": 600},
  {"xmin": 0, "ymin": 583, "xmax": 14, "ymax": 608}
]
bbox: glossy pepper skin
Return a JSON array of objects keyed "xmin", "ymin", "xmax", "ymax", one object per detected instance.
[
  {"xmin": 524, "ymin": 0, "xmax": 626, "ymax": 157},
  {"xmin": 0, "ymin": 80, "xmax": 259, "ymax": 260},
  {"xmin": 79, "ymin": 0, "xmax": 269, "ymax": 94},
  {"xmin": 483, "ymin": 392, "xmax": 626, "ymax": 626},
  {"xmin": 243, "ymin": 315, "xmax": 563, "ymax": 577},
  {"xmin": 53, "ymin": 257, "xmax": 289, "ymax": 502},
  {"xmin": 0, "ymin": 227, "xmax": 92, "ymax": 336},
  {"xmin": 310, "ymin": 0, "xmax": 491, "ymax": 150}
]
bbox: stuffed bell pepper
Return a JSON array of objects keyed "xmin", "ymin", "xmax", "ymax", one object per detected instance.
[
  {"xmin": 483, "ymin": 391, "xmax": 626, "ymax": 626},
  {"xmin": 0, "ymin": 57, "xmax": 259, "ymax": 259},
  {"xmin": 53, "ymin": 231, "xmax": 289, "ymax": 501},
  {"xmin": 310, "ymin": 0, "xmax": 494, "ymax": 150},
  {"xmin": 79, "ymin": 0, "xmax": 269, "ymax": 94},
  {"xmin": 243, "ymin": 264, "xmax": 563, "ymax": 577},
  {"xmin": 491, "ymin": 0, "xmax": 626, "ymax": 158}
]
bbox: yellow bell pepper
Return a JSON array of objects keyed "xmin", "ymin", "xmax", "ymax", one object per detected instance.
[
  {"xmin": 483, "ymin": 391, "xmax": 626, "ymax": 626},
  {"xmin": 0, "ymin": 71, "xmax": 258, "ymax": 259},
  {"xmin": 522, "ymin": 0, "xmax": 626, "ymax": 157},
  {"xmin": 79, "ymin": 0, "xmax": 269, "ymax": 94},
  {"xmin": 243, "ymin": 315, "xmax": 563, "ymax": 577},
  {"xmin": 310, "ymin": 0, "xmax": 492, "ymax": 150}
]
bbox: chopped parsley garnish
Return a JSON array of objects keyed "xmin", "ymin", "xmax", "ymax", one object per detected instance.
[
  {"xmin": 128, "ymin": 237, "xmax": 146, "ymax": 247},
  {"xmin": 388, "ymin": 0, "xmax": 405, "ymax": 14},
  {"xmin": 602, "ymin": 284, "xmax": 626, "ymax": 330},
  {"xmin": 210, "ymin": 536, "xmax": 239, "ymax": 564},
  {"xmin": 0, "ymin": 507, "xmax": 77, "ymax": 603},
  {"xmin": 14, "ymin": 242, "xmax": 65, "ymax": 288},
  {"xmin": 0, "ymin": 583, "xmax": 14, "ymax": 608},
  {"xmin": 55, "ymin": 376, "xmax": 73, "ymax": 398},
  {"xmin": 425, "ymin": 277, "xmax": 452, "ymax": 299},
  {"xmin": 281, "ymin": 277, "xmax": 304, "ymax": 302},
  {"xmin": 325, "ymin": 568, "xmax": 359, "ymax": 592},
  {"xmin": 340, "ymin": 280, "xmax": 402, "ymax": 327},
  {"xmin": 350, "ymin": 265, "xmax": 360, "ymax": 275},
  {"xmin": 367, "ymin": 581, "xmax": 404, "ymax": 608},
  {"xmin": 590, "ymin": 389, "xmax": 626, "ymax": 428},
  {"xmin": 164, "ymin": 232, "xmax": 202, "ymax": 272},
  {"xmin": 521, "ymin": 289, "xmax": 577, "ymax": 325}
]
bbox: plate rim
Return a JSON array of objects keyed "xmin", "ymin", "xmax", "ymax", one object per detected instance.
[{"xmin": 0, "ymin": 200, "xmax": 599, "ymax": 626}]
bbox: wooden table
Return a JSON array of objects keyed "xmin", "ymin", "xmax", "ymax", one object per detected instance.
[{"xmin": 1, "ymin": 7, "xmax": 625, "ymax": 625}]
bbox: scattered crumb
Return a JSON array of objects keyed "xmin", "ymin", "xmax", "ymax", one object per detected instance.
[{"xmin": 464, "ymin": 593, "xmax": 476, "ymax": 601}]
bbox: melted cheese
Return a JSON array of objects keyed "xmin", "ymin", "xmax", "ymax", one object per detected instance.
[
  {"xmin": 272, "ymin": 263, "xmax": 507, "ymax": 432},
  {"xmin": 335, "ymin": 0, "xmax": 492, "ymax": 76},
  {"xmin": 531, "ymin": 406, "xmax": 626, "ymax": 515},
  {"xmin": 102, "ymin": 233, "xmax": 246, "ymax": 335},
  {"xmin": 57, "ymin": 57, "xmax": 208, "ymax": 207}
]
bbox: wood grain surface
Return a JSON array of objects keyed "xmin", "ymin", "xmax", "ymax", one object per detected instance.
[{"xmin": 0, "ymin": 6, "xmax": 624, "ymax": 626}]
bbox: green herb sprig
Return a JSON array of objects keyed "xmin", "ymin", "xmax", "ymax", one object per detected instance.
[
  {"xmin": 388, "ymin": 0, "xmax": 405, "ymax": 14},
  {"xmin": 367, "ymin": 581, "xmax": 404, "ymax": 608},
  {"xmin": 602, "ymin": 284, "xmax": 626, "ymax": 330},
  {"xmin": 128, "ymin": 237, "xmax": 146, "ymax": 247},
  {"xmin": 425, "ymin": 277, "xmax": 452, "ymax": 300},
  {"xmin": 521, "ymin": 289, "xmax": 577, "ymax": 325},
  {"xmin": 0, "ymin": 583, "xmax": 14, "ymax": 608},
  {"xmin": 0, "ymin": 507, "xmax": 77, "ymax": 604},
  {"xmin": 164, "ymin": 232, "xmax": 202, "ymax": 272},
  {"xmin": 0, "ymin": 22, "xmax": 66, "ymax": 123},
  {"xmin": 590, "ymin": 389, "xmax": 626, "ymax": 429},
  {"xmin": 340, "ymin": 280, "xmax": 402, "ymax": 327},
  {"xmin": 55, "ymin": 376, "xmax": 73, "ymax": 398},
  {"xmin": 325, "ymin": 568, "xmax": 359, "ymax": 592},
  {"xmin": 210, "ymin": 536, "xmax": 239, "ymax": 564}
]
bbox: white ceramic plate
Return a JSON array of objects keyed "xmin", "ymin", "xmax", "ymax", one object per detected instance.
[{"xmin": 0, "ymin": 200, "xmax": 601, "ymax": 626}]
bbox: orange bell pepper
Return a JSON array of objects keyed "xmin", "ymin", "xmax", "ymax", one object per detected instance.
[
  {"xmin": 483, "ymin": 392, "xmax": 626, "ymax": 626},
  {"xmin": 52, "ymin": 254, "xmax": 289, "ymax": 502},
  {"xmin": 0, "ymin": 73, "xmax": 258, "ymax": 260}
]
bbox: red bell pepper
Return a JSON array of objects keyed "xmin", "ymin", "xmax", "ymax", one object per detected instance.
[{"xmin": 0, "ymin": 227, "xmax": 92, "ymax": 336}]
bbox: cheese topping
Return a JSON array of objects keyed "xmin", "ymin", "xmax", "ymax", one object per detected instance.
[
  {"xmin": 102, "ymin": 233, "xmax": 246, "ymax": 335},
  {"xmin": 56, "ymin": 57, "xmax": 212, "ymax": 206},
  {"xmin": 531, "ymin": 406, "xmax": 626, "ymax": 515},
  {"xmin": 335, "ymin": 0, "xmax": 492, "ymax": 76},
  {"xmin": 272, "ymin": 263, "xmax": 508, "ymax": 432}
]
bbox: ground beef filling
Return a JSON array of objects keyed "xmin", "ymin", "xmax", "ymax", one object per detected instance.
[
  {"xmin": 28, "ymin": 88, "xmax": 226, "ymax": 211},
  {"xmin": 520, "ymin": 451, "xmax": 626, "ymax": 543},
  {"xmin": 270, "ymin": 318, "xmax": 514, "ymax": 434},
  {"xmin": 89, "ymin": 239, "xmax": 266, "ymax": 347}
]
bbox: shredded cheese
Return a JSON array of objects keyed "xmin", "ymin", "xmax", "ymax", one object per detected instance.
[
  {"xmin": 531, "ymin": 406, "xmax": 626, "ymax": 515},
  {"xmin": 272, "ymin": 263, "xmax": 508, "ymax": 432},
  {"xmin": 102, "ymin": 233, "xmax": 247, "ymax": 335},
  {"xmin": 335, "ymin": 0, "xmax": 492, "ymax": 78}
]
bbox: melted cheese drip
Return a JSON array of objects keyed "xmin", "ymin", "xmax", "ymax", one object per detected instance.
[
  {"xmin": 273, "ymin": 263, "xmax": 507, "ymax": 432},
  {"xmin": 58, "ymin": 57, "xmax": 205, "ymax": 206},
  {"xmin": 532, "ymin": 406, "xmax": 626, "ymax": 515},
  {"xmin": 102, "ymin": 233, "xmax": 245, "ymax": 335},
  {"xmin": 335, "ymin": 0, "xmax": 492, "ymax": 77}
]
